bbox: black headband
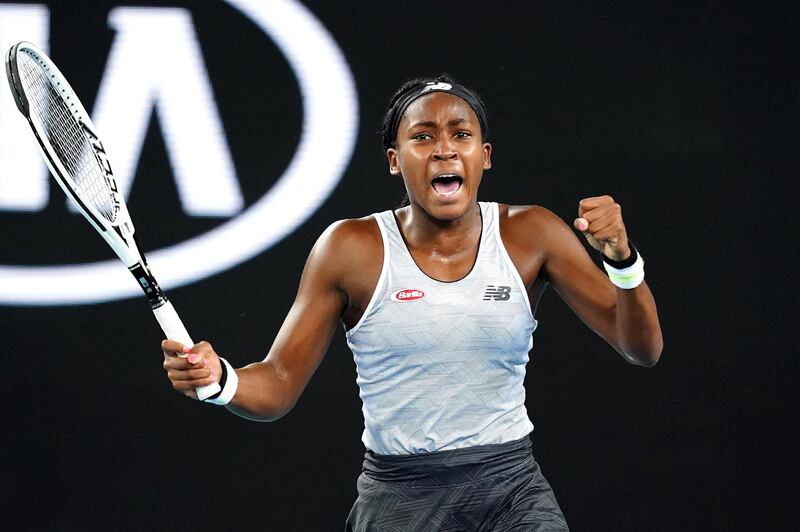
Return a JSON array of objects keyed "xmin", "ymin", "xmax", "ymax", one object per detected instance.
[{"xmin": 385, "ymin": 81, "xmax": 488, "ymax": 148}]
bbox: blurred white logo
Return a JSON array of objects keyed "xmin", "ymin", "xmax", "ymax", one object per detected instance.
[
  {"xmin": 422, "ymin": 82, "xmax": 452, "ymax": 92},
  {"xmin": 0, "ymin": 0, "xmax": 358, "ymax": 305}
]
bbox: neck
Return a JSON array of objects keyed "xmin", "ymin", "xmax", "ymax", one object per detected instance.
[{"xmin": 397, "ymin": 202, "xmax": 482, "ymax": 254}]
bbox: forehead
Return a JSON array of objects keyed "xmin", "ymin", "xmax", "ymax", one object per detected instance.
[{"xmin": 400, "ymin": 92, "xmax": 478, "ymax": 127}]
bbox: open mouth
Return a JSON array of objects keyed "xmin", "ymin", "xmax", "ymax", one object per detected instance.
[{"xmin": 430, "ymin": 174, "xmax": 463, "ymax": 196}]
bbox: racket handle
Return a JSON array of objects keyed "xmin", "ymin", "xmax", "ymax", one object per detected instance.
[{"xmin": 153, "ymin": 301, "xmax": 221, "ymax": 401}]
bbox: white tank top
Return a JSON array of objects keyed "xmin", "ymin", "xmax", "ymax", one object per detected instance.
[{"xmin": 346, "ymin": 202, "xmax": 537, "ymax": 455}]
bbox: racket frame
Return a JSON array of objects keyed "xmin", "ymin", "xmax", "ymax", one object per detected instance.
[{"xmin": 5, "ymin": 41, "xmax": 220, "ymax": 400}]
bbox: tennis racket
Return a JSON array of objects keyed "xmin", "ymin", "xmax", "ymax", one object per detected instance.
[{"xmin": 5, "ymin": 41, "xmax": 220, "ymax": 401}]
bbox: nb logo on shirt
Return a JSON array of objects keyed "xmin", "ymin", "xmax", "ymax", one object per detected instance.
[
  {"xmin": 483, "ymin": 285, "xmax": 511, "ymax": 301},
  {"xmin": 422, "ymin": 81, "xmax": 452, "ymax": 92}
]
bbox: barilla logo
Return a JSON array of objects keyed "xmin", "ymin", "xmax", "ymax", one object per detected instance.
[{"xmin": 391, "ymin": 289, "xmax": 425, "ymax": 302}]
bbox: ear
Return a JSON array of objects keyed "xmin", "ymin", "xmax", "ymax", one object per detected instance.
[
  {"xmin": 387, "ymin": 148, "xmax": 401, "ymax": 175},
  {"xmin": 482, "ymin": 142, "xmax": 493, "ymax": 170}
]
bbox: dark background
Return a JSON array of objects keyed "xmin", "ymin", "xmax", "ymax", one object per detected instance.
[{"xmin": 1, "ymin": 1, "xmax": 797, "ymax": 530}]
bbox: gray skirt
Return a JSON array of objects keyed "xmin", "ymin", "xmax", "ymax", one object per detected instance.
[{"xmin": 345, "ymin": 435, "xmax": 568, "ymax": 531}]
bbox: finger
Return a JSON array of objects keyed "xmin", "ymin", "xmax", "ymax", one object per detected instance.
[
  {"xmin": 163, "ymin": 353, "xmax": 199, "ymax": 367},
  {"xmin": 577, "ymin": 195, "xmax": 614, "ymax": 218},
  {"xmin": 167, "ymin": 367, "xmax": 213, "ymax": 382},
  {"xmin": 190, "ymin": 341, "xmax": 214, "ymax": 356},
  {"xmin": 161, "ymin": 339, "xmax": 185, "ymax": 357},
  {"xmin": 586, "ymin": 218, "xmax": 630, "ymax": 259},
  {"xmin": 589, "ymin": 223, "xmax": 622, "ymax": 245},
  {"xmin": 580, "ymin": 202, "xmax": 620, "ymax": 225},
  {"xmin": 184, "ymin": 351, "xmax": 203, "ymax": 365},
  {"xmin": 583, "ymin": 210, "xmax": 623, "ymax": 237},
  {"xmin": 163, "ymin": 354, "xmax": 209, "ymax": 371},
  {"xmin": 176, "ymin": 344, "xmax": 207, "ymax": 366},
  {"xmin": 575, "ymin": 210, "xmax": 621, "ymax": 232},
  {"xmin": 170, "ymin": 374, "xmax": 217, "ymax": 395},
  {"xmin": 585, "ymin": 213, "xmax": 627, "ymax": 245}
]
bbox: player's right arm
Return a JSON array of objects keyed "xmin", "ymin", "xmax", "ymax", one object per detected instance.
[{"xmin": 162, "ymin": 219, "xmax": 363, "ymax": 421}]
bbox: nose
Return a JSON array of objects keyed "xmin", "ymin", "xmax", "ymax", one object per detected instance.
[{"xmin": 432, "ymin": 136, "xmax": 457, "ymax": 160}]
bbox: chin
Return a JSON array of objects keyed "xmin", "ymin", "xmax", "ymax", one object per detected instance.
[{"xmin": 424, "ymin": 195, "xmax": 476, "ymax": 222}]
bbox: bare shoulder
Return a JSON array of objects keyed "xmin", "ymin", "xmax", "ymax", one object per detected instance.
[
  {"xmin": 504, "ymin": 203, "xmax": 562, "ymax": 223},
  {"xmin": 499, "ymin": 203, "xmax": 572, "ymax": 246},
  {"xmin": 306, "ymin": 215, "xmax": 383, "ymax": 325},
  {"xmin": 499, "ymin": 202, "xmax": 602, "ymax": 284},
  {"xmin": 494, "ymin": 204, "xmax": 569, "ymax": 287},
  {"xmin": 307, "ymin": 215, "xmax": 383, "ymax": 291},
  {"xmin": 314, "ymin": 215, "xmax": 381, "ymax": 259}
]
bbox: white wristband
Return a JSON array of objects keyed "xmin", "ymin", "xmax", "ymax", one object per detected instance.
[
  {"xmin": 205, "ymin": 357, "xmax": 239, "ymax": 405},
  {"xmin": 602, "ymin": 251, "xmax": 645, "ymax": 289}
]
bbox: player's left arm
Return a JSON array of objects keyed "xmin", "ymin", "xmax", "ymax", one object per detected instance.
[{"xmin": 541, "ymin": 196, "xmax": 663, "ymax": 366}]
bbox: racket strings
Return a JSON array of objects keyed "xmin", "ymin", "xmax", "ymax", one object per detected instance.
[{"xmin": 18, "ymin": 52, "xmax": 118, "ymax": 223}]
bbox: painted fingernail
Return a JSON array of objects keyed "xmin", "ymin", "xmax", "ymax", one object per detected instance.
[
  {"xmin": 181, "ymin": 346, "xmax": 192, "ymax": 354},
  {"xmin": 187, "ymin": 354, "xmax": 200, "ymax": 364}
]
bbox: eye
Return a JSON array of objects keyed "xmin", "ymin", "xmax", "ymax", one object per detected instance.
[
  {"xmin": 411, "ymin": 132, "xmax": 431, "ymax": 141},
  {"xmin": 454, "ymin": 131, "xmax": 471, "ymax": 139}
]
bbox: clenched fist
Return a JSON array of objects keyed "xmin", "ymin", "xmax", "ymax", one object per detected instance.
[
  {"xmin": 162, "ymin": 339, "xmax": 222, "ymax": 400},
  {"xmin": 573, "ymin": 195, "xmax": 631, "ymax": 262}
]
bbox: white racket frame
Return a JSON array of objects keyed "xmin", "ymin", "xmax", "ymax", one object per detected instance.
[{"xmin": 5, "ymin": 41, "xmax": 220, "ymax": 401}]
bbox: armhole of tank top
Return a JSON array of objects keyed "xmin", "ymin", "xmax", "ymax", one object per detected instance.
[
  {"xmin": 492, "ymin": 202, "xmax": 536, "ymax": 322},
  {"xmin": 345, "ymin": 213, "xmax": 390, "ymax": 338}
]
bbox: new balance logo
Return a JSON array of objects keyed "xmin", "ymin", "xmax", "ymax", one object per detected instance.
[
  {"xmin": 483, "ymin": 285, "xmax": 511, "ymax": 301},
  {"xmin": 422, "ymin": 81, "xmax": 452, "ymax": 92}
]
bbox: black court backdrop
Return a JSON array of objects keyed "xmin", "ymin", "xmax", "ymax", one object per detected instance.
[{"xmin": 0, "ymin": 1, "xmax": 796, "ymax": 530}]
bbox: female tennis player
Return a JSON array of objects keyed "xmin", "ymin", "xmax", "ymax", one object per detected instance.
[{"xmin": 162, "ymin": 76, "xmax": 663, "ymax": 531}]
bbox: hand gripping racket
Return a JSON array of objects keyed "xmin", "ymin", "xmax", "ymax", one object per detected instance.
[{"xmin": 5, "ymin": 41, "xmax": 220, "ymax": 401}]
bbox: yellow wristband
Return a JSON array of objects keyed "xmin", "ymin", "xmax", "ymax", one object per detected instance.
[{"xmin": 602, "ymin": 251, "xmax": 645, "ymax": 289}]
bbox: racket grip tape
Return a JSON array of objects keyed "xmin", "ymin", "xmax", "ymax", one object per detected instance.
[{"xmin": 152, "ymin": 301, "xmax": 221, "ymax": 401}]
